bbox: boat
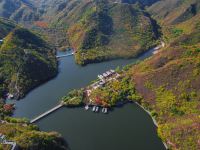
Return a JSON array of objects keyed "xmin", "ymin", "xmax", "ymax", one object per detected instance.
[
  {"xmin": 85, "ymin": 105, "xmax": 89, "ymax": 110},
  {"xmin": 102, "ymin": 108, "xmax": 105, "ymax": 113},
  {"xmin": 104, "ymin": 108, "xmax": 108, "ymax": 114},
  {"xmin": 92, "ymin": 106, "xmax": 96, "ymax": 112},
  {"xmin": 95, "ymin": 107, "xmax": 99, "ymax": 112}
]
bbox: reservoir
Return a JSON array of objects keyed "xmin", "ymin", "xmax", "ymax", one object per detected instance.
[{"xmin": 10, "ymin": 49, "xmax": 165, "ymax": 150}]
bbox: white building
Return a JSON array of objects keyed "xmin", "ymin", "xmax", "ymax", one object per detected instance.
[
  {"xmin": 110, "ymin": 69, "xmax": 115, "ymax": 73},
  {"xmin": 98, "ymin": 75, "xmax": 104, "ymax": 80}
]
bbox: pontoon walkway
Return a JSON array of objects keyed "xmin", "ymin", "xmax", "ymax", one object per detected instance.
[{"xmin": 30, "ymin": 104, "xmax": 63, "ymax": 123}]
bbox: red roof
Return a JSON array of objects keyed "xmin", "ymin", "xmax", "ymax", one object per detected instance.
[
  {"xmin": 3, "ymin": 104, "xmax": 14, "ymax": 111},
  {"xmin": 95, "ymin": 96, "xmax": 102, "ymax": 105}
]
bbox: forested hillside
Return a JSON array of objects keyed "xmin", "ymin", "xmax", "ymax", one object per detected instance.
[
  {"xmin": 58, "ymin": 0, "xmax": 200, "ymax": 149},
  {"xmin": 148, "ymin": 0, "xmax": 200, "ymax": 25},
  {"xmin": 0, "ymin": 18, "xmax": 69, "ymax": 150},
  {"xmin": 66, "ymin": 0, "xmax": 160, "ymax": 65},
  {"xmin": 0, "ymin": 0, "xmax": 162, "ymax": 65},
  {"xmin": 78, "ymin": 2, "xmax": 200, "ymax": 147},
  {"xmin": 0, "ymin": 0, "xmax": 199, "ymax": 150},
  {"xmin": 0, "ymin": 0, "xmax": 39, "ymax": 23},
  {"xmin": 0, "ymin": 118, "xmax": 68, "ymax": 150},
  {"xmin": 0, "ymin": 21, "xmax": 57, "ymax": 99},
  {"xmin": 115, "ymin": 0, "xmax": 159, "ymax": 5},
  {"xmin": 0, "ymin": 18, "xmax": 16, "ymax": 38},
  {"xmin": 129, "ymin": 1, "xmax": 200, "ymax": 149}
]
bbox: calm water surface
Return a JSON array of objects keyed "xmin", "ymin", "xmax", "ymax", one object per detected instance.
[{"xmin": 10, "ymin": 50, "xmax": 165, "ymax": 150}]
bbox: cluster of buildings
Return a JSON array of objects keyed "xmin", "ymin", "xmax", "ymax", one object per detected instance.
[
  {"xmin": 97, "ymin": 69, "xmax": 115, "ymax": 81},
  {"xmin": 92, "ymin": 69, "xmax": 120, "ymax": 90},
  {"xmin": 0, "ymin": 134, "xmax": 17, "ymax": 150},
  {"xmin": 84, "ymin": 69, "xmax": 121, "ymax": 113},
  {"xmin": 86, "ymin": 69, "xmax": 120, "ymax": 97}
]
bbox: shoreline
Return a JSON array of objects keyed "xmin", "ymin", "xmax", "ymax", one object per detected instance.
[
  {"xmin": 75, "ymin": 44, "xmax": 159, "ymax": 66},
  {"xmin": 8, "ymin": 42, "xmax": 167, "ymax": 149},
  {"xmin": 9, "ymin": 42, "xmax": 164, "ymax": 101},
  {"xmin": 134, "ymin": 102, "xmax": 168, "ymax": 150}
]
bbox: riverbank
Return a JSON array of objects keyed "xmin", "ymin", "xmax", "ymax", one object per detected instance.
[
  {"xmin": 59, "ymin": 69, "xmax": 168, "ymax": 149},
  {"xmin": 61, "ymin": 43, "xmax": 165, "ymax": 107},
  {"xmin": 61, "ymin": 70, "xmax": 142, "ymax": 108},
  {"xmin": 75, "ymin": 44, "xmax": 160, "ymax": 66},
  {"xmin": 134, "ymin": 102, "xmax": 168, "ymax": 149}
]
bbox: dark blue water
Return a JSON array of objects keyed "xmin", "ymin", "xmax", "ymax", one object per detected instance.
[{"xmin": 9, "ymin": 49, "xmax": 165, "ymax": 150}]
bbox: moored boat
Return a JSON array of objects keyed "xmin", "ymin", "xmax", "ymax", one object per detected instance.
[
  {"xmin": 104, "ymin": 108, "xmax": 108, "ymax": 114},
  {"xmin": 95, "ymin": 107, "xmax": 99, "ymax": 112},
  {"xmin": 85, "ymin": 105, "xmax": 89, "ymax": 110},
  {"xmin": 92, "ymin": 106, "xmax": 96, "ymax": 112}
]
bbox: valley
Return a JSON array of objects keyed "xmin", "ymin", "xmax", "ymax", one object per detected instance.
[{"xmin": 0, "ymin": 0, "xmax": 200, "ymax": 150}]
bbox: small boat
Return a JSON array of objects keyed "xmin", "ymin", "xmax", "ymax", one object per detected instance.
[
  {"xmin": 102, "ymin": 108, "xmax": 105, "ymax": 113},
  {"xmin": 104, "ymin": 108, "xmax": 108, "ymax": 114},
  {"xmin": 92, "ymin": 106, "xmax": 96, "ymax": 112},
  {"xmin": 85, "ymin": 105, "xmax": 89, "ymax": 110},
  {"xmin": 95, "ymin": 107, "xmax": 99, "ymax": 112}
]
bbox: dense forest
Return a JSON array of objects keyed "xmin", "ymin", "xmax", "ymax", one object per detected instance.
[
  {"xmin": 67, "ymin": 0, "xmax": 160, "ymax": 65},
  {"xmin": 0, "ymin": 20, "xmax": 57, "ymax": 99}
]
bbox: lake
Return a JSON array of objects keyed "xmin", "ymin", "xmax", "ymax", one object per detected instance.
[{"xmin": 9, "ymin": 49, "xmax": 165, "ymax": 150}]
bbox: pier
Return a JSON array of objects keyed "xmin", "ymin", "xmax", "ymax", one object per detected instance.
[
  {"xmin": 56, "ymin": 53, "xmax": 74, "ymax": 58},
  {"xmin": 30, "ymin": 104, "xmax": 63, "ymax": 123}
]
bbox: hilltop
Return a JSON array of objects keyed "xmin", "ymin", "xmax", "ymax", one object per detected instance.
[
  {"xmin": 0, "ymin": 0, "xmax": 161, "ymax": 65},
  {"xmin": 64, "ymin": 1, "xmax": 160, "ymax": 65}
]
